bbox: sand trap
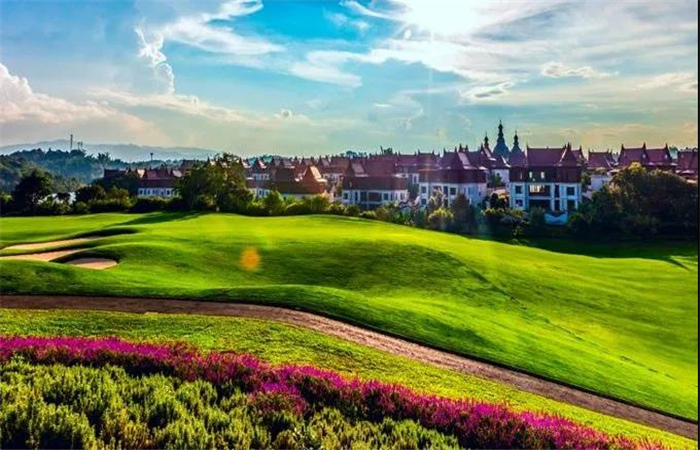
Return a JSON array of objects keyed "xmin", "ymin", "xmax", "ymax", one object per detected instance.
[
  {"xmin": 63, "ymin": 258, "xmax": 117, "ymax": 270},
  {"xmin": 0, "ymin": 249, "xmax": 82, "ymax": 262},
  {"xmin": 4, "ymin": 238, "xmax": 97, "ymax": 251}
]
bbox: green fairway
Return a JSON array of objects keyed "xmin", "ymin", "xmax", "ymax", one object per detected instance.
[
  {"xmin": 0, "ymin": 212, "xmax": 697, "ymax": 420},
  {"xmin": 0, "ymin": 308, "xmax": 694, "ymax": 448}
]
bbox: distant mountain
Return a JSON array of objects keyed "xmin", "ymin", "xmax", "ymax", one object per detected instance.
[{"xmin": 0, "ymin": 140, "xmax": 219, "ymax": 161}]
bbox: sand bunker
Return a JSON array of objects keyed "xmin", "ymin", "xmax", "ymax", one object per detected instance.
[
  {"xmin": 0, "ymin": 249, "xmax": 82, "ymax": 262},
  {"xmin": 3, "ymin": 238, "xmax": 97, "ymax": 251},
  {"xmin": 63, "ymin": 258, "xmax": 117, "ymax": 270}
]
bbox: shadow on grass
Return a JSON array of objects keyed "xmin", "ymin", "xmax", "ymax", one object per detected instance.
[
  {"xmin": 113, "ymin": 211, "xmax": 208, "ymax": 226},
  {"xmin": 463, "ymin": 233, "xmax": 698, "ymax": 262}
]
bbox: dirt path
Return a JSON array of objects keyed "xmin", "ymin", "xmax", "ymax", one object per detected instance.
[{"xmin": 0, "ymin": 294, "xmax": 696, "ymax": 439}]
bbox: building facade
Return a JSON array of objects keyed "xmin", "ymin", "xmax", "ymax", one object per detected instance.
[{"xmin": 509, "ymin": 144, "xmax": 583, "ymax": 213}]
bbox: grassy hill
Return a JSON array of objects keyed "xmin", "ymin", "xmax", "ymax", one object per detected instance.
[{"xmin": 0, "ymin": 212, "xmax": 697, "ymax": 420}]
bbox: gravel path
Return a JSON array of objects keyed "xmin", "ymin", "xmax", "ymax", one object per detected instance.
[{"xmin": 1, "ymin": 294, "xmax": 696, "ymax": 439}]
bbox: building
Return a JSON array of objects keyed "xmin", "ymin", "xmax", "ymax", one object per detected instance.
[
  {"xmin": 261, "ymin": 164, "xmax": 329, "ymax": 200},
  {"xmin": 418, "ymin": 150, "xmax": 487, "ymax": 207},
  {"xmin": 137, "ymin": 165, "xmax": 181, "ymax": 198},
  {"xmin": 508, "ymin": 143, "xmax": 583, "ymax": 214},
  {"xmin": 586, "ymin": 150, "xmax": 617, "ymax": 192},
  {"xmin": 246, "ymin": 158, "xmax": 269, "ymax": 198},
  {"xmin": 676, "ymin": 148, "xmax": 698, "ymax": 181},
  {"xmin": 618, "ymin": 143, "xmax": 675, "ymax": 171},
  {"xmin": 341, "ymin": 159, "xmax": 409, "ymax": 209}
]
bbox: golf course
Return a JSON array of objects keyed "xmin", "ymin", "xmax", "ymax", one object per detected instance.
[{"xmin": 0, "ymin": 212, "xmax": 697, "ymax": 426}]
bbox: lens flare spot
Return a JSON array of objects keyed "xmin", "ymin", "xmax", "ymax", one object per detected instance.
[{"xmin": 240, "ymin": 247, "xmax": 261, "ymax": 271}]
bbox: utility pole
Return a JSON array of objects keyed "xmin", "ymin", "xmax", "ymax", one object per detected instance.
[{"xmin": 69, "ymin": 134, "xmax": 73, "ymax": 150}]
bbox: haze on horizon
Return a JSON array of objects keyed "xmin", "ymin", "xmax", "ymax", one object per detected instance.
[{"xmin": 1, "ymin": 0, "xmax": 697, "ymax": 156}]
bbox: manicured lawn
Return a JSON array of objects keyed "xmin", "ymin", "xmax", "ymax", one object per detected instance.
[
  {"xmin": 0, "ymin": 308, "xmax": 694, "ymax": 448},
  {"xmin": 0, "ymin": 212, "xmax": 697, "ymax": 421}
]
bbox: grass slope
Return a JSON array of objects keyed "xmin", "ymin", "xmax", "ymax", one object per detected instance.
[
  {"xmin": 0, "ymin": 308, "xmax": 694, "ymax": 448},
  {"xmin": 0, "ymin": 212, "xmax": 697, "ymax": 420}
]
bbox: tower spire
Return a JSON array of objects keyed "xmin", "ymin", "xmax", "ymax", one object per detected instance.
[{"xmin": 493, "ymin": 120, "xmax": 510, "ymax": 157}]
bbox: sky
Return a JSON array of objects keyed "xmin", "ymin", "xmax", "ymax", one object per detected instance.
[{"xmin": 0, "ymin": 0, "xmax": 697, "ymax": 156}]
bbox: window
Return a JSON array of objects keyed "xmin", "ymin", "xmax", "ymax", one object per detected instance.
[
  {"xmin": 515, "ymin": 199, "xmax": 523, "ymax": 207},
  {"xmin": 529, "ymin": 184, "xmax": 548, "ymax": 195},
  {"xmin": 566, "ymin": 186, "xmax": 575, "ymax": 196},
  {"xmin": 515, "ymin": 185, "xmax": 523, "ymax": 194},
  {"xmin": 383, "ymin": 193, "xmax": 389, "ymax": 201},
  {"xmin": 420, "ymin": 186, "xmax": 427, "ymax": 194},
  {"xmin": 449, "ymin": 187, "xmax": 456, "ymax": 195},
  {"xmin": 540, "ymin": 171, "xmax": 546, "ymax": 179},
  {"xmin": 421, "ymin": 198, "xmax": 426, "ymax": 205},
  {"xmin": 343, "ymin": 192, "xmax": 348, "ymax": 199}
]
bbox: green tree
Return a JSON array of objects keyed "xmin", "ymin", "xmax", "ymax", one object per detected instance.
[
  {"xmin": 75, "ymin": 184, "xmax": 106, "ymax": 204},
  {"xmin": 178, "ymin": 153, "xmax": 251, "ymax": 212},
  {"xmin": 262, "ymin": 190, "xmax": 285, "ymax": 215},
  {"xmin": 96, "ymin": 152, "xmax": 111, "ymax": 170},
  {"xmin": 11, "ymin": 169, "xmax": 52, "ymax": 213},
  {"xmin": 450, "ymin": 194, "xmax": 479, "ymax": 233}
]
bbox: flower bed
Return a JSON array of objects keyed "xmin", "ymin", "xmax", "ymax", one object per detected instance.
[{"xmin": 0, "ymin": 336, "xmax": 664, "ymax": 449}]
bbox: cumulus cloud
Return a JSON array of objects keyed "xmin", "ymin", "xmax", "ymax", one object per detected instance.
[
  {"xmin": 1, "ymin": 63, "xmax": 115, "ymax": 125},
  {"xmin": 0, "ymin": 63, "xmax": 167, "ymax": 145},
  {"xmin": 541, "ymin": 62, "xmax": 612, "ymax": 79}
]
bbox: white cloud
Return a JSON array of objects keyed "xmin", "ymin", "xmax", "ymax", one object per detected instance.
[
  {"xmin": 158, "ymin": 0, "xmax": 283, "ymax": 57},
  {"xmin": 639, "ymin": 72, "xmax": 698, "ymax": 92},
  {"xmin": 90, "ymin": 88, "xmax": 259, "ymax": 125},
  {"xmin": 0, "ymin": 63, "xmax": 168, "ymax": 145},
  {"xmin": 324, "ymin": 11, "xmax": 369, "ymax": 33},
  {"xmin": 1, "ymin": 63, "xmax": 117, "ymax": 125},
  {"xmin": 541, "ymin": 62, "xmax": 612, "ymax": 79},
  {"xmin": 135, "ymin": 28, "xmax": 175, "ymax": 94}
]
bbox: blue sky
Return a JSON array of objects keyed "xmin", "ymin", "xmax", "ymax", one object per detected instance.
[{"xmin": 1, "ymin": 0, "xmax": 697, "ymax": 155}]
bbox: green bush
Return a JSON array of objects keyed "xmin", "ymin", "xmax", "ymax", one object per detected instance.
[
  {"xmin": 427, "ymin": 207, "xmax": 453, "ymax": 231},
  {"xmin": 130, "ymin": 197, "xmax": 169, "ymax": 213},
  {"xmin": 359, "ymin": 210, "xmax": 377, "ymax": 220}
]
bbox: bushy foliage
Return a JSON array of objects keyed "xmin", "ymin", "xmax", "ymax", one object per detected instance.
[
  {"xmin": 178, "ymin": 154, "xmax": 251, "ymax": 213},
  {"xmin": 0, "ymin": 336, "xmax": 660, "ymax": 450},
  {"xmin": 130, "ymin": 197, "xmax": 169, "ymax": 213},
  {"xmin": 1, "ymin": 361, "xmax": 458, "ymax": 450},
  {"xmin": 427, "ymin": 207, "xmax": 454, "ymax": 231},
  {"xmin": 569, "ymin": 163, "xmax": 698, "ymax": 238},
  {"xmin": 10, "ymin": 169, "xmax": 52, "ymax": 214}
]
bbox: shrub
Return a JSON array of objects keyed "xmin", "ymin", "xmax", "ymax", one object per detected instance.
[
  {"xmin": 359, "ymin": 210, "xmax": 377, "ymax": 220},
  {"xmin": 284, "ymin": 202, "xmax": 311, "ymax": 216},
  {"xmin": 0, "ymin": 336, "xmax": 658, "ymax": 450},
  {"xmin": 130, "ymin": 197, "xmax": 168, "ymax": 213},
  {"xmin": 427, "ymin": 208, "xmax": 453, "ymax": 231},
  {"xmin": 326, "ymin": 201, "xmax": 347, "ymax": 216},
  {"xmin": 344, "ymin": 204, "xmax": 361, "ymax": 217}
]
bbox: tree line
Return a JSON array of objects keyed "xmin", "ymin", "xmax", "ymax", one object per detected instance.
[{"xmin": 0, "ymin": 155, "xmax": 696, "ymax": 240}]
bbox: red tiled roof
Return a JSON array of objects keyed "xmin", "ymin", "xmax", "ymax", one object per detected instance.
[
  {"xmin": 587, "ymin": 151, "xmax": 615, "ymax": 170},
  {"xmin": 677, "ymin": 149, "xmax": 698, "ymax": 176},
  {"xmin": 342, "ymin": 176, "xmax": 408, "ymax": 191}
]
